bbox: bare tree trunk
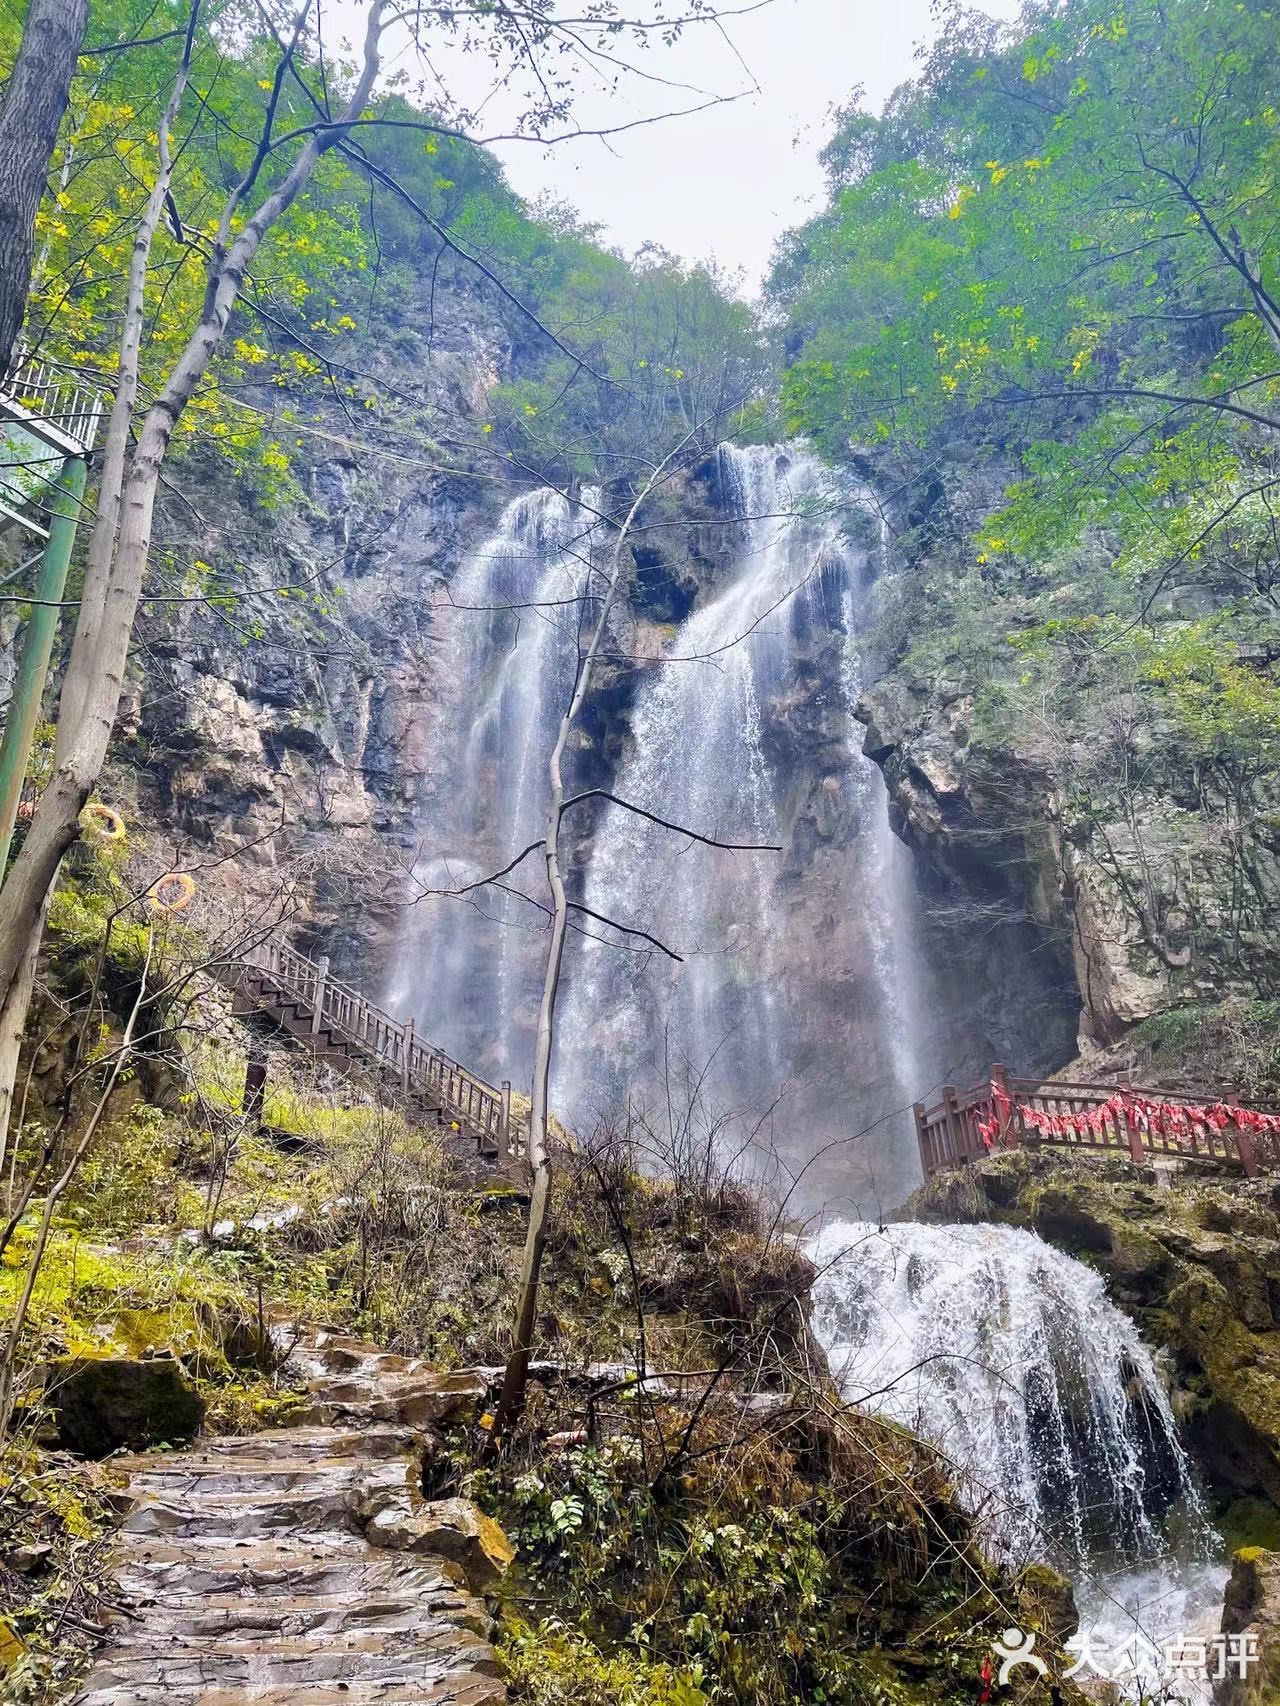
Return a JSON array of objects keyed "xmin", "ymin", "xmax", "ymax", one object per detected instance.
[
  {"xmin": 494, "ymin": 444, "xmax": 692, "ymax": 1439},
  {"xmin": 0, "ymin": 2, "xmax": 387, "ymax": 1010},
  {"xmin": 56, "ymin": 7, "xmax": 197, "ymax": 748},
  {"xmin": 0, "ymin": 893, "xmax": 48, "ymax": 1202},
  {"xmin": 0, "ymin": 0, "xmax": 88, "ymax": 375}
]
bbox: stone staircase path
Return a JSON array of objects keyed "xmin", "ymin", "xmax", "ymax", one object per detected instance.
[{"xmin": 70, "ymin": 1329, "xmax": 506, "ymax": 1706}]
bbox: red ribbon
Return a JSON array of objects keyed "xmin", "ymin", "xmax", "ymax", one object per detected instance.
[{"xmin": 975, "ymin": 1080, "xmax": 1280, "ymax": 1152}]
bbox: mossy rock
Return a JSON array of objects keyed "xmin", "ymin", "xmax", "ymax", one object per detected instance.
[
  {"xmin": 1219, "ymin": 1545, "xmax": 1280, "ymax": 1704},
  {"xmin": 1028, "ymin": 1185, "xmax": 1115, "ymax": 1254},
  {"xmin": 47, "ymin": 1354, "xmax": 205, "ymax": 1457},
  {"xmin": 1016, "ymin": 1561, "xmax": 1079, "ymax": 1642}
]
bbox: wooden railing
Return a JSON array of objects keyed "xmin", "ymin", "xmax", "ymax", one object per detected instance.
[
  {"xmin": 239, "ymin": 937, "xmax": 530, "ymax": 1162},
  {"xmin": 915, "ymin": 1064, "xmax": 1280, "ymax": 1180}
]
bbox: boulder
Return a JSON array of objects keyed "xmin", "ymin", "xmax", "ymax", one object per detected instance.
[
  {"xmin": 47, "ymin": 1355, "xmax": 204, "ymax": 1457},
  {"xmin": 360, "ymin": 1491, "xmax": 515, "ymax": 1589},
  {"xmin": 1217, "ymin": 1547, "xmax": 1280, "ymax": 1703}
]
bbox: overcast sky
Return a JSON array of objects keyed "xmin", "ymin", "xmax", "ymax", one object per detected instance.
[{"xmin": 394, "ymin": 0, "xmax": 1019, "ymax": 295}]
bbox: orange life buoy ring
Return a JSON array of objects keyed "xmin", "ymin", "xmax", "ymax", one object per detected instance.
[
  {"xmin": 146, "ymin": 871, "xmax": 196, "ymax": 914},
  {"xmin": 81, "ymin": 802, "xmax": 125, "ymax": 841}
]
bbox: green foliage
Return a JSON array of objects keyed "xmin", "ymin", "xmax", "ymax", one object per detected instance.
[
  {"xmin": 0, "ymin": 1440, "xmax": 117, "ymax": 1701},
  {"xmin": 473, "ymin": 1419, "xmax": 997, "ymax": 1705},
  {"xmin": 503, "ymin": 1617, "xmax": 710, "ymax": 1706},
  {"xmin": 479, "ymin": 247, "xmax": 769, "ymax": 479},
  {"xmin": 1131, "ymin": 998, "xmax": 1280, "ymax": 1099},
  {"xmin": 775, "ymin": 0, "xmax": 1280, "ymax": 694}
]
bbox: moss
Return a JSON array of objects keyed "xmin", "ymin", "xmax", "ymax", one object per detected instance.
[
  {"xmin": 1221, "ymin": 1500, "xmax": 1280, "ymax": 1554},
  {"xmin": 48, "ymin": 1354, "xmax": 206, "ymax": 1455}
]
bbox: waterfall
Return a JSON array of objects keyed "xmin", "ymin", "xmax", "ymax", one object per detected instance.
[
  {"xmin": 391, "ymin": 485, "xmax": 601, "ymax": 1081},
  {"xmin": 810, "ymin": 1219, "xmax": 1227, "ymax": 1695},
  {"xmin": 557, "ymin": 443, "xmax": 933, "ymax": 1200}
]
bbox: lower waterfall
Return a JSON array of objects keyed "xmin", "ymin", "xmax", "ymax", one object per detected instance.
[{"xmin": 809, "ymin": 1219, "xmax": 1229, "ymax": 1698}]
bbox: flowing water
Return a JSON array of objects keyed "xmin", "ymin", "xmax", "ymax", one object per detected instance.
[
  {"xmin": 389, "ymin": 450, "xmax": 1230, "ymax": 1698},
  {"xmin": 557, "ymin": 444, "xmax": 933, "ymax": 1191},
  {"xmin": 390, "ymin": 485, "xmax": 602, "ymax": 1080},
  {"xmin": 809, "ymin": 1219, "xmax": 1229, "ymax": 1698}
]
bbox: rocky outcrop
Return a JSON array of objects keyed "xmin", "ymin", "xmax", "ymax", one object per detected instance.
[
  {"xmin": 908, "ymin": 1148, "xmax": 1280, "ymax": 1505},
  {"xmin": 858, "ymin": 652, "xmax": 1280, "ymax": 1056},
  {"xmin": 108, "ymin": 294, "xmax": 516, "ymax": 986},
  {"xmin": 1218, "ymin": 1546, "xmax": 1280, "ymax": 1704},
  {"xmin": 48, "ymin": 1355, "xmax": 205, "ymax": 1457}
]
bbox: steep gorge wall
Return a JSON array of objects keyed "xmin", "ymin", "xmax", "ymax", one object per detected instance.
[
  {"xmin": 87, "ymin": 286, "xmax": 515, "ymax": 983},
  {"xmin": 853, "ymin": 459, "xmax": 1280, "ymax": 1077},
  {"xmin": 4, "ymin": 290, "xmax": 1086, "ymax": 1163}
]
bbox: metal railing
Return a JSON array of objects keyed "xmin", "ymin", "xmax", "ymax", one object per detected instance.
[
  {"xmin": 2, "ymin": 352, "xmax": 105, "ymax": 458},
  {"xmin": 240, "ymin": 936, "xmax": 529, "ymax": 1162},
  {"xmin": 915, "ymin": 1064, "xmax": 1280, "ymax": 1180}
]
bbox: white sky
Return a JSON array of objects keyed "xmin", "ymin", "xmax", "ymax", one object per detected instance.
[
  {"xmin": 420, "ymin": 0, "xmax": 1020, "ymax": 295},
  {"xmin": 341, "ymin": 0, "xmax": 1020, "ymax": 295}
]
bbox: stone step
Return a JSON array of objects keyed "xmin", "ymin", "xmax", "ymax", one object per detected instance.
[
  {"xmin": 73, "ymin": 1678, "xmax": 505, "ymax": 1706},
  {"xmin": 71, "ymin": 1627, "xmax": 499, "ymax": 1689},
  {"xmin": 112, "ymin": 1539, "xmax": 448, "ymax": 1602},
  {"xmin": 124, "ymin": 1487, "xmax": 376, "ymax": 1540},
  {"xmin": 109, "ymin": 1600, "xmax": 484, "ymax": 1648},
  {"xmin": 111, "ymin": 1584, "xmax": 474, "ymax": 1636},
  {"xmin": 121, "ymin": 1424, "xmax": 416, "ymax": 1464},
  {"xmin": 70, "ymin": 1333, "xmax": 506, "ymax": 1706},
  {"xmin": 124, "ymin": 1455, "xmax": 415, "ymax": 1500}
]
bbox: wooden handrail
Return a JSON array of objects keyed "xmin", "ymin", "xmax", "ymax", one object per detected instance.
[
  {"xmin": 915, "ymin": 1064, "xmax": 1280, "ymax": 1181},
  {"xmin": 238, "ymin": 936, "xmax": 530, "ymax": 1161}
]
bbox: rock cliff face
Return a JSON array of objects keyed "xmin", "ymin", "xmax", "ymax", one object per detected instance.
[
  {"xmin": 97, "ymin": 288, "xmax": 517, "ymax": 984},
  {"xmin": 856, "ymin": 470, "xmax": 1280, "ymax": 1066}
]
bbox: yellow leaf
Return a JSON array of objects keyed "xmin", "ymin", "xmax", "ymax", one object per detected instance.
[{"xmin": 0, "ymin": 1617, "xmax": 25, "ymax": 1673}]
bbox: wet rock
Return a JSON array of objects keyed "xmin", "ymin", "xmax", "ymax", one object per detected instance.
[
  {"xmin": 68, "ymin": 1328, "xmax": 506, "ymax": 1705},
  {"xmin": 48, "ymin": 1355, "xmax": 205, "ymax": 1457},
  {"xmin": 1028, "ymin": 1186, "xmax": 1114, "ymax": 1255},
  {"xmin": 1016, "ymin": 1561, "xmax": 1079, "ymax": 1644},
  {"xmin": 1217, "ymin": 1546, "xmax": 1280, "ymax": 1703}
]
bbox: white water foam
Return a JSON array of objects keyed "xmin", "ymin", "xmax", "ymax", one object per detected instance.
[{"xmin": 809, "ymin": 1219, "xmax": 1228, "ymax": 1700}]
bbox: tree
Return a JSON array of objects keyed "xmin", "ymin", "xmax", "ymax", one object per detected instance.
[
  {"xmin": 775, "ymin": 0, "xmax": 1280, "ymax": 578},
  {"xmin": 0, "ymin": 0, "xmax": 88, "ymax": 375},
  {"xmin": 492, "ymin": 452, "xmax": 684, "ymax": 1439},
  {"xmin": 0, "ymin": 0, "xmax": 756, "ymax": 1034}
]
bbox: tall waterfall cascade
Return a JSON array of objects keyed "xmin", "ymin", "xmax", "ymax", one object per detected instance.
[
  {"xmin": 810, "ymin": 1219, "xmax": 1228, "ymax": 1696},
  {"xmin": 390, "ymin": 485, "xmax": 602, "ymax": 1080},
  {"xmin": 558, "ymin": 443, "xmax": 933, "ymax": 1197}
]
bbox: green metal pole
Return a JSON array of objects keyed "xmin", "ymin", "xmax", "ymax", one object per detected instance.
[{"xmin": 0, "ymin": 453, "xmax": 88, "ymax": 878}]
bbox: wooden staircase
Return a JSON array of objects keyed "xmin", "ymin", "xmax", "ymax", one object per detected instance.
[{"xmin": 223, "ymin": 938, "xmax": 528, "ymax": 1165}]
